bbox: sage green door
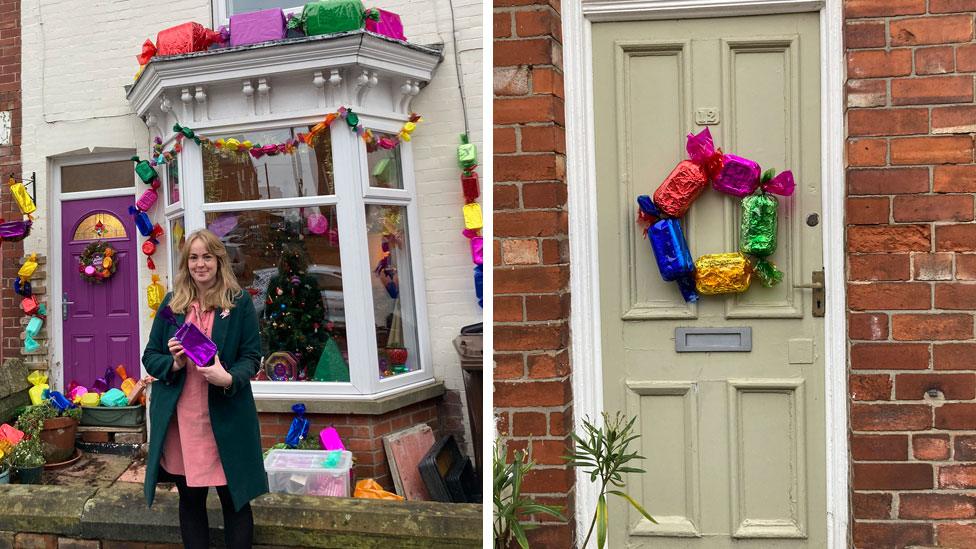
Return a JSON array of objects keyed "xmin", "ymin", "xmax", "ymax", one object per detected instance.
[{"xmin": 592, "ymin": 12, "xmax": 825, "ymax": 548}]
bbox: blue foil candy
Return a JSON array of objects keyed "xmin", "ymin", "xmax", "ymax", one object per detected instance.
[
  {"xmin": 676, "ymin": 275, "xmax": 699, "ymax": 303},
  {"xmin": 648, "ymin": 218, "xmax": 694, "ymax": 282}
]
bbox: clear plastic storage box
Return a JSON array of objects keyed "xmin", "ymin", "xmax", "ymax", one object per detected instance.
[{"xmin": 264, "ymin": 449, "xmax": 352, "ymax": 497}]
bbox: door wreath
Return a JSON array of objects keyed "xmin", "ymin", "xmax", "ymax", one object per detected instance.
[
  {"xmin": 637, "ymin": 128, "xmax": 795, "ymax": 303},
  {"xmin": 78, "ymin": 241, "xmax": 117, "ymax": 283}
]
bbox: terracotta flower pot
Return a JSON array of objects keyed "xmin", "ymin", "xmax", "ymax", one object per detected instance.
[{"xmin": 39, "ymin": 416, "xmax": 77, "ymax": 463}]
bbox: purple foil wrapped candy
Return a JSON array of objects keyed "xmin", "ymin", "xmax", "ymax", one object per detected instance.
[
  {"xmin": 230, "ymin": 9, "xmax": 287, "ymax": 47},
  {"xmin": 0, "ymin": 219, "xmax": 31, "ymax": 241},
  {"xmin": 174, "ymin": 322, "xmax": 218, "ymax": 367},
  {"xmin": 713, "ymin": 154, "xmax": 761, "ymax": 198}
]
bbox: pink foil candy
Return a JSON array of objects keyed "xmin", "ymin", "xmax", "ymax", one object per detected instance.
[
  {"xmin": 470, "ymin": 236, "xmax": 483, "ymax": 265},
  {"xmin": 136, "ymin": 188, "xmax": 158, "ymax": 211},
  {"xmin": 764, "ymin": 170, "xmax": 796, "ymax": 196},
  {"xmin": 713, "ymin": 154, "xmax": 761, "ymax": 198},
  {"xmin": 378, "ymin": 137, "xmax": 397, "ymax": 150}
]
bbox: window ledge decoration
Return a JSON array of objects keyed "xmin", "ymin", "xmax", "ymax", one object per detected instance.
[
  {"xmin": 637, "ymin": 128, "xmax": 795, "ymax": 303},
  {"xmin": 127, "ymin": 30, "xmax": 441, "ymax": 132}
]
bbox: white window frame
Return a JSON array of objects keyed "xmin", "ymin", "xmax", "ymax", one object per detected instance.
[{"xmin": 171, "ymin": 114, "xmax": 432, "ymax": 399}]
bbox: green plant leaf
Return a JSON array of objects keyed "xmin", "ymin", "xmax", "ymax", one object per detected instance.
[
  {"xmin": 597, "ymin": 494, "xmax": 607, "ymax": 549},
  {"xmin": 512, "ymin": 521, "xmax": 529, "ymax": 549},
  {"xmin": 608, "ymin": 490, "xmax": 658, "ymax": 524}
]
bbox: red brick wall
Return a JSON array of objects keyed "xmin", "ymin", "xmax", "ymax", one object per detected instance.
[
  {"xmin": 0, "ymin": 0, "xmax": 23, "ymax": 362},
  {"xmin": 494, "ymin": 0, "xmax": 574, "ymax": 546},
  {"xmin": 846, "ymin": 1, "xmax": 976, "ymax": 547},
  {"xmin": 258, "ymin": 399, "xmax": 441, "ymax": 491}
]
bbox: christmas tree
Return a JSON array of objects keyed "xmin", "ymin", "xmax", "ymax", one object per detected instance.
[{"xmin": 260, "ymin": 243, "xmax": 330, "ymax": 380}]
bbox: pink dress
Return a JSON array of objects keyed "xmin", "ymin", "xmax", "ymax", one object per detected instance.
[{"xmin": 160, "ymin": 302, "xmax": 227, "ymax": 487}]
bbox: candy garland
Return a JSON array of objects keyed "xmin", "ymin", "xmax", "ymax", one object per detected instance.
[
  {"xmin": 457, "ymin": 134, "xmax": 483, "ymax": 307},
  {"xmin": 636, "ymin": 128, "xmax": 795, "ymax": 303},
  {"xmin": 144, "ymin": 107, "xmax": 421, "ymax": 169},
  {"xmin": 4, "ymin": 176, "xmax": 46, "ymax": 353}
]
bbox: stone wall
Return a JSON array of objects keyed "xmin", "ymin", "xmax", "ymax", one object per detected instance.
[{"xmin": 0, "ymin": 0, "xmax": 24, "ymax": 363}]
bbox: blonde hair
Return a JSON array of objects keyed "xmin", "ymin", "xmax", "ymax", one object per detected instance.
[{"xmin": 169, "ymin": 229, "xmax": 242, "ymax": 313}]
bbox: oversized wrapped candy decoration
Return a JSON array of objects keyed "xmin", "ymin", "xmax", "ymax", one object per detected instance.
[
  {"xmin": 129, "ymin": 206, "xmax": 154, "ymax": 237},
  {"xmin": 14, "ymin": 277, "xmax": 31, "ymax": 297},
  {"xmin": 126, "ymin": 376, "xmax": 152, "ymax": 406},
  {"xmin": 695, "ymin": 252, "xmax": 752, "ymax": 295},
  {"xmin": 364, "ymin": 8, "xmax": 406, "ymax": 41},
  {"xmin": 0, "ymin": 424, "xmax": 24, "ymax": 446},
  {"xmin": 229, "ymin": 8, "xmax": 287, "ymax": 47},
  {"xmin": 142, "ymin": 224, "xmax": 164, "ymax": 269},
  {"xmin": 7, "ymin": 177, "xmax": 36, "ymax": 217},
  {"xmin": 474, "ymin": 264, "xmax": 483, "ymax": 307},
  {"xmin": 635, "ymin": 195, "xmax": 661, "ymax": 234},
  {"xmin": 68, "ymin": 386, "xmax": 88, "ymax": 404},
  {"xmin": 132, "ymin": 156, "xmax": 160, "ymax": 184},
  {"xmin": 461, "ymin": 173, "xmax": 479, "ymax": 202},
  {"xmin": 713, "ymin": 154, "xmax": 761, "ymax": 198},
  {"xmin": 79, "ymin": 392, "xmax": 100, "ymax": 407},
  {"xmin": 92, "ymin": 366, "xmax": 116, "ymax": 394},
  {"xmin": 135, "ymin": 186, "xmax": 159, "ymax": 212},
  {"xmin": 285, "ymin": 403, "xmax": 310, "ymax": 447},
  {"xmin": 147, "ymin": 275, "xmax": 166, "ymax": 317},
  {"xmin": 44, "ymin": 390, "xmax": 75, "ymax": 412},
  {"xmin": 647, "ymin": 217, "xmax": 698, "ymax": 303},
  {"xmin": 174, "ymin": 321, "xmax": 218, "ymax": 367},
  {"xmin": 739, "ymin": 169, "xmax": 795, "ymax": 287},
  {"xmin": 18, "ymin": 253, "xmax": 38, "ymax": 281},
  {"xmin": 652, "ymin": 128, "xmax": 724, "ymax": 218},
  {"xmin": 470, "ymin": 235, "xmax": 484, "ymax": 265},
  {"xmin": 0, "ymin": 219, "xmax": 31, "ymax": 241},
  {"xmin": 101, "ymin": 388, "xmax": 129, "ymax": 407},
  {"xmin": 458, "ymin": 139, "xmax": 478, "ymax": 170},
  {"xmin": 462, "ymin": 203, "xmax": 483, "ymax": 230},
  {"xmin": 294, "ymin": 0, "xmax": 369, "ymax": 37},
  {"xmin": 155, "ymin": 22, "xmax": 222, "ymax": 56},
  {"xmin": 25, "ymin": 304, "xmax": 45, "ymax": 338},
  {"xmin": 27, "ymin": 371, "xmax": 48, "ymax": 405},
  {"xmin": 320, "ymin": 426, "xmax": 345, "ymax": 451},
  {"xmin": 20, "ymin": 296, "xmax": 39, "ymax": 316}
]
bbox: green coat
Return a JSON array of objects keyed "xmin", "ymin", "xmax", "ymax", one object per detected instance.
[{"xmin": 142, "ymin": 292, "xmax": 268, "ymax": 511}]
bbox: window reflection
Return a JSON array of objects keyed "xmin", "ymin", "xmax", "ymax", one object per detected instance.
[
  {"xmin": 366, "ymin": 132, "xmax": 403, "ymax": 190},
  {"xmin": 203, "ymin": 127, "xmax": 335, "ymax": 202},
  {"xmin": 204, "ymin": 207, "xmax": 348, "ymax": 382}
]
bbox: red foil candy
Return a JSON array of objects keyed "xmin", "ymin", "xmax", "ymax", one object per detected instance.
[
  {"xmin": 653, "ymin": 160, "xmax": 709, "ymax": 218},
  {"xmin": 156, "ymin": 22, "xmax": 221, "ymax": 56}
]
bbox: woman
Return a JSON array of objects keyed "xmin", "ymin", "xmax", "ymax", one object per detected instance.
[{"xmin": 143, "ymin": 229, "xmax": 268, "ymax": 548}]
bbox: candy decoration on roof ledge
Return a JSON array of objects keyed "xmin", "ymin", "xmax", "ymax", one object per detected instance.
[{"xmin": 636, "ymin": 127, "xmax": 795, "ymax": 302}]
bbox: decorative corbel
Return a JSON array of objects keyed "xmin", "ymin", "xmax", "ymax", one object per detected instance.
[
  {"xmin": 194, "ymin": 85, "xmax": 209, "ymax": 121},
  {"xmin": 257, "ymin": 77, "xmax": 271, "ymax": 115},
  {"xmin": 355, "ymin": 70, "xmax": 379, "ymax": 106},
  {"xmin": 397, "ymin": 79, "xmax": 422, "ymax": 113},
  {"xmin": 242, "ymin": 79, "xmax": 256, "ymax": 116}
]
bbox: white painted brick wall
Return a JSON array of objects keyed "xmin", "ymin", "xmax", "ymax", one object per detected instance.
[{"xmin": 20, "ymin": 0, "xmax": 483, "ymax": 451}]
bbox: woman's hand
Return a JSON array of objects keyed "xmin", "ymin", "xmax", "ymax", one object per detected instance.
[
  {"xmin": 168, "ymin": 338, "xmax": 186, "ymax": 371},
  {"xmin": 198, "ymin": 355, "xmax": 233, "ymax": 388}
]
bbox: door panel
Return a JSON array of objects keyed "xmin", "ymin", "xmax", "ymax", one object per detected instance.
[
  {"xmin": 61, "ymin": 196, "xmax": 141, "ymax": 386},
  {"xmin": 593, "ymin": 13, "xmax": 824, "ymax": 548}
]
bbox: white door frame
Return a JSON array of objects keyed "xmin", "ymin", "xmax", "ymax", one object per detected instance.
[
  {"xmin": 562, "ymin": 0, "xmax": 847, "ymax": 547},
  {"xmin": 48, "ymin": 152, "xmax": 140, "ymax": 392}
]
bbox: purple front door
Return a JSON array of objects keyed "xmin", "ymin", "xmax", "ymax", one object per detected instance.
[{"xmin": 61, "ymin": 196, "xmax": 141, "ymax": 387}]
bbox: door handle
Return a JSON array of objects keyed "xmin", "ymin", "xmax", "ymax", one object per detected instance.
[
  {"xmin": 792, "ymin": 270, "xmax": 824, "ymax": 317},
  {"xmin": 62, "ymin": 292, "xmax": 75, "ymax": 321}
]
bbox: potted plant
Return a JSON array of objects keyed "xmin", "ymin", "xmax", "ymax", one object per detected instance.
[
  {"xmin": 15, "ymin": 402, "xmax": 82, "ymax": 464},
  {"xmin": 0, "ymin": 446, "xmax": 10, "ymax": 484},
  {"xmin": 10, "ymin": 438, "xmax": 43, "ymax": 484}
]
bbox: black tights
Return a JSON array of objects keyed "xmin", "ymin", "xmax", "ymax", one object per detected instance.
[{"xmin": 172, "ymin": 474, "xmax": 254, "ymax": 549}]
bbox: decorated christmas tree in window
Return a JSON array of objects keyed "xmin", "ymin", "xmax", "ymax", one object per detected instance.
[{"xmin": 260, "ymin": 234, "xmax": 348, "ymax": 382}]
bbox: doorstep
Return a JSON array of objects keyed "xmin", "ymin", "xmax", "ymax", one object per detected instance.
[{"xmin": 0, "ymin": 452, "xmax": 482, "ymax": 547}]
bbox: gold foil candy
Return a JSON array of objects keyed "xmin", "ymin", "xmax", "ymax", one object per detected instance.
[{"xmin": 694, "ymin": 252, "xmax": 752, "ymax": 295}]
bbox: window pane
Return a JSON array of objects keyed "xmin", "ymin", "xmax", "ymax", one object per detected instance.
[
  {"xmin": 61, "ymin": 161, "xmax": 134, "ymax": 193},
  {"xmin": 169, "ymin": 216, "xmax": 185, "ymax": 272},
  {"xmin": 204, "ymin": 206, "xmax": 349, "ymax": 383},
  {"xmin": 366, "ymin": 133, "xmax": 403, "ymax": 190},
  {"xmin": 228, "ymin": 0, "xmax": 305, "ymax": 16},
  {"xmin": 167, "ymin": 159, "xmax": 180, "ymax": 205},
  {"xmin": 203, "ymin": 127, "xmax": 334, "ymax": 203},
  {"xmin": 366, "ymin": 205, "xmax": 419, "ymax": 379}
]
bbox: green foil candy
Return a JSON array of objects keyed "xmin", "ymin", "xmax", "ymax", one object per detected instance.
[{"xmin": 740, "ymin": 190, "xmax": 783, "ymax": 287}]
